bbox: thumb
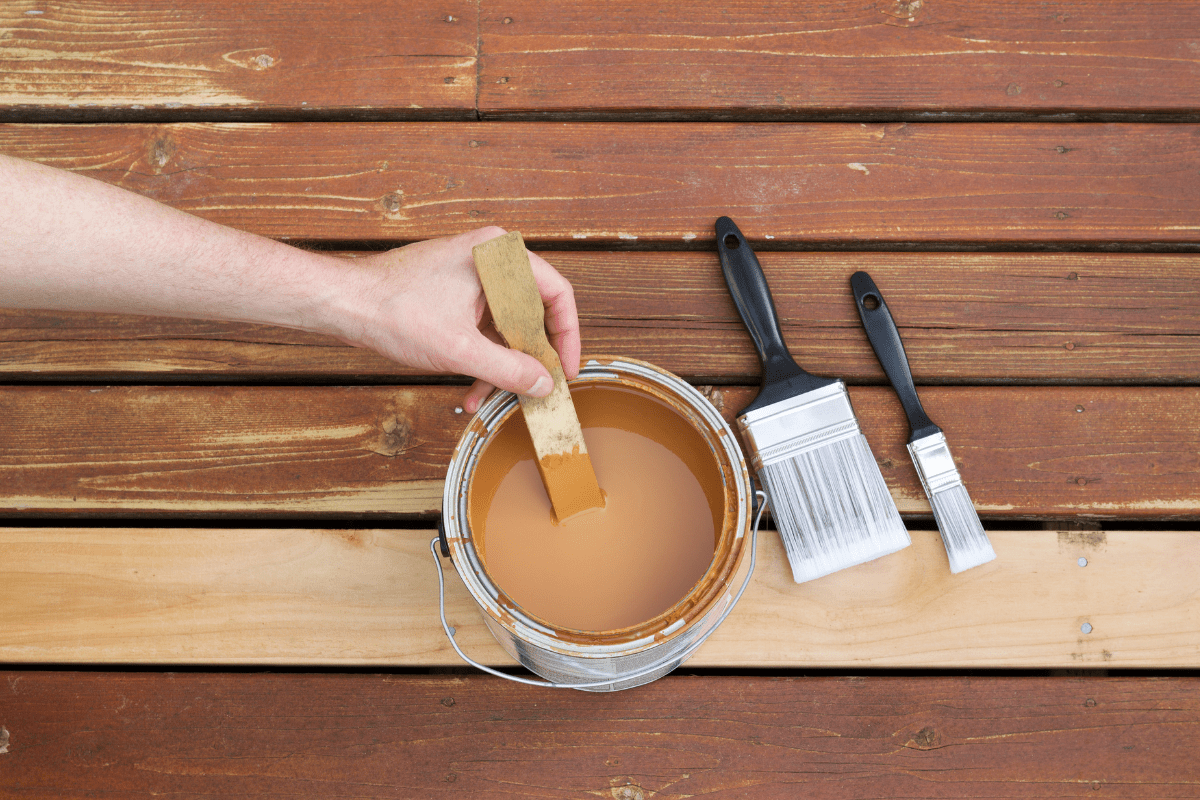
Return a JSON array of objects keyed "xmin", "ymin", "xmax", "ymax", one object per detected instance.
[{"xmin": 457, "ymin": 335, "xmax": 554, "ymax": 398}]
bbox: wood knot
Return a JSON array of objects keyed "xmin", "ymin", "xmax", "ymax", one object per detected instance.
[
  {"xmin": 879, "ymin": 0, "xmax": 923, "ymax": 21},
  {"xmin": 381, "ymin": 192, "xmax": 404, "ymax": 218},
  {"xmin": 911, "ymin": 726, "xmax": 938, "ymax": 749},
  {"xmin": 147, "ymin": 135, "xmax": 176, "ymax": 171},
  {"xmin": 697, "ymin": 385, "xmax": 725, "ymax": 412},
  {"xmin": 372, "ymin": 416, "xmax": 411, "ymax": 457},
  {"xmin": 611, "ymin": 787, "xmax": 644, "ymax": 800}
]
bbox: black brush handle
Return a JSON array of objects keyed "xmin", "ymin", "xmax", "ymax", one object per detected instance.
[
  {"xmin": 850, "ymin": 271, "xmax": 941, "ymax": 442},
  {"xmin": 716, "ymin": 217, "xmax": 833, "ymax": 413}
]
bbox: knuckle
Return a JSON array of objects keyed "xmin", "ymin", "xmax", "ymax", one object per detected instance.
[{"xmin": 467, "ymin": 225, "xmax": 508, "ymax": 245}]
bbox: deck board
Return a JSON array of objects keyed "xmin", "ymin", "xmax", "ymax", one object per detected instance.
[
  {"xmin": 480, "ymin": 0, "xmax": 1200, "ymax": 119},
  {"xmin": 0, "ymin": 527, "xmax": 1196, "ymax": 667},
  {"xmin": 3, "ymin": 122, "xmax": 1199, "ymax": 245},
  {"xmin": 0, "ymin": 385, "xmax": 1195, "ymax": 519},
  {"xmin": 4, "ymin": 672, "xmax": 1196, "ymax": 798},
  {"xmin": 0, "ymin": 252, "xmax": 1195, "ymax": 383},
  {"xmin": 0, "ymin": 1, "xmax": 477, "ymax": 120}
]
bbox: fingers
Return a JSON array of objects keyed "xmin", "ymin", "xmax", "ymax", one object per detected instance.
[
  {"xmin": 448, "ymin": 330, "xmax": 553, "ymax": 402},
  {"xmin": 528, "ymin": 250, "xmax": 582, "ymax": 379},
  {"xmin": 461, "ymin": 379, "xmax": 494, "ymax": 415}
]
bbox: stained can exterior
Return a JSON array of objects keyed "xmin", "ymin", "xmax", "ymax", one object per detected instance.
[{"xmin": 441, "ymin": 358, "xmax": 753, "ymax": 692}]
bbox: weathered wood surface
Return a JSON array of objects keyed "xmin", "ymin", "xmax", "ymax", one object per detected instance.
[
  {"xmin": 5, "ymin": 1, "xmax": 1199, "ymax": 122},
  {"xmin": 0, "ymin": 1, "xmax": 477, "ymax": 120},
  {"xmin": 0, "ymin": 252, "xmax": 1195, "ymax": 383},
  {"xmin": 3, "ymin": 122, "xmax": 1199, "ymax": 245},
  {"xmin": 0, "ymin": 385, "xmax": 1195, "ymax": 519},
  {"xmin": 2, "ymin": 673, "xmax": 1197, "ymax": 798},
  {"xmin": 480, "ymin": 1, "xmax": 1200, "ymax": 119},
  {"xmin": 0, "ymin": 527, "xmax": 1194, "ymax": 667}
]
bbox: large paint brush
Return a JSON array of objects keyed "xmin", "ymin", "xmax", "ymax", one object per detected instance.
[
  {"xmin": 717, "ymin": 217, "xmax": 909, "ymax": 583},
  {"xmin": 850, "ymin": 270, "xmax": 996, "ymax": 573}
]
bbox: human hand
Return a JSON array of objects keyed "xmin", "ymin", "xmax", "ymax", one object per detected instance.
[{"xmin": 324, "ymin": 227, "xmax": 581, "ymax": 413}]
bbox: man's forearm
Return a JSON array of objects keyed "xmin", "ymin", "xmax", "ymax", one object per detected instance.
[
  {"xmin": 0, "ymin": 153, "xmax": 580, "ymax": 409},
  {"xmin": 0, "ymin": 153, "xmax": 348, "ymax": 336}
]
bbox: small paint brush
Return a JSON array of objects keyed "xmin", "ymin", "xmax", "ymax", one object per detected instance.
[
  {"xmin": 717, "ymin": 217, "xmax": 909, "ymax": 583},
  {"xmin": 850, "ymin": 271, "xmax": 996, "ymax": 573}
]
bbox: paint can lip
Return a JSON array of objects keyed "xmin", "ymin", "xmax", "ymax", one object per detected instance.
[{"xmin": 442, "ymin": 356, "xmax": 753, "ymax": 658}]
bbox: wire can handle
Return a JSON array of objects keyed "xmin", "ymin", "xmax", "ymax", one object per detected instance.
[{"xmin": 429, "ymin": 490, "xmax": 766, "ymax": 690}]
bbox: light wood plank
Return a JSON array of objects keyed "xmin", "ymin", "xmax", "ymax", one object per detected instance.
[
  {"xmin": 0, "ymin": 385, "xmax": 1196, "ymax": 519},
  {"xmin": 1, "ymin": 252, "xmax": 1196, "ymax": 384},
  {"xmin": 0, "ymin": 527, "xmax": 1195, "ymax": 667},
  {"xmin": 2, "ymin": 122, "xmax": 1198, "ymax": 244},
  {"xmin": 0, "ymin": 1, "xmax": 477, "ymax": 119},
  {"xmin": 480, "ymin": 0, "xmax": 1200, "ymax": 119},
  {"xmin": 3, "ymin": 672, "xmax": 1197, "ymax": 797}
]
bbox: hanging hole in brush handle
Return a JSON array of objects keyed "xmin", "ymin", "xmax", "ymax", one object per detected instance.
[
  {"xmin": 849, "ymin": 271, "xmax": 940, "ymax": 442},
  {"xmin": 429, "ymin": 491, "xmax": 766, "ymax": 690},
  {"xmin": 715, "ymin": 217, "xmax": 835, "ymax": 415}
]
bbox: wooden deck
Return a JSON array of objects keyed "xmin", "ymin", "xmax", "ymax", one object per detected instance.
[{"xmin": 1, "ymin": 2, "xmax": 1198, "ymax": 796}]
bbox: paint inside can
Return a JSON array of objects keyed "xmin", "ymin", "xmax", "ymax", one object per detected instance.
[
  {"xmin": 441, "ymin": 358, "xmax": 752, "ymax": 690},
  {"xmin": 468, "ymin": 384, "xmax": 723, "ymax": 632}
]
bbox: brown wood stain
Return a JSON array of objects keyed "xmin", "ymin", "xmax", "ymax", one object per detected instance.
[{"xmin": 468, "ymin": 384, "xmax": 725, "ymax": 632}]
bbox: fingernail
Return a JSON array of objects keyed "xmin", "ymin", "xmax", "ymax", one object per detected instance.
[{"xmin": 528, "ymin": 376, "xmax": 552, "ymax": 397}]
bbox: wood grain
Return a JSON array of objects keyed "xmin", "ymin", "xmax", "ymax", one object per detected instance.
[
  {"xmin": 0, "ymin": 385, "xmax": 453, "ymax": 518},
  {"xmin": 3, "ymin": 122, "xmax": 1199, "ymax": 244},
  {"xmin": 0, "ymin": 1, "xmax": 477, "ymax": 119},
  {"xmin": 0, "ymin": 252, "xmax": 1195, "ymax": 383},
  {"xmin": 2, "ymin": 672, "xmax": 1197, "ymax": 798},
  {"xmin": 0, "ymin": 527, "xmax": 1196, "ymax": 667},
  {"xmin": 480, "ymin": 0, "xmax": 1200, "ymax": 119},
  {"xmin": 0, "ymin": 385, "xmax": 1195, "ymax": 519}
]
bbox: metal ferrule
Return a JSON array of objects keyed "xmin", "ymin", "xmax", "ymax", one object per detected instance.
[
  {"xmin": 908, "ymin": 432, "xmax": 964, "ymax": 497},
  {"xmin": 736, "ymin": 381, "xmax": 861, "ymax": 472}
]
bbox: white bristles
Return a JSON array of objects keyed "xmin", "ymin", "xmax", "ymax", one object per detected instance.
[
  {"xmin": 907, "ymin": 432, "xmax": 996, "ymax": 574},
  {"xmin": 928, "ymin": 483, "xmax": 996, "ymax": 573},
  {"xmin": 758, "ymin": 433, "xmax": 911, "ymax": 583}
]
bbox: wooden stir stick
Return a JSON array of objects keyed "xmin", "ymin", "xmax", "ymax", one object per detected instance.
[{"xmin": 472, "ymin": 231, "xmax": 606, "ymax": 522}]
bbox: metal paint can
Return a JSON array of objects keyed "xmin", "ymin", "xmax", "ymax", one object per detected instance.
[{"xmin": 438, "ymin": 357, "xmax": 755, "ymax": 692}]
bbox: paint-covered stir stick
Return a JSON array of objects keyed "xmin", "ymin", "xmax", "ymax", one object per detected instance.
[{"xmin": 472, "ymin": 231, "xmax": 605, "ymax": 523}]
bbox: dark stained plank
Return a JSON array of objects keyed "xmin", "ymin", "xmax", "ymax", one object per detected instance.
[
  {"xmin": 0, "ymin": 384, "xmax": 1194, "ymax": 519},
  {"xmin": 480, "ymin": 0, "xmax": 1200, "ymax": 119},
  {"xmin": 0, "ymin": 252, "xmax": 1195, "ymax": 383},
  {"xmin": 2, "ymin": 122, "xmax": 1199, "ymax": 245},
  {"xmin": 2, "ymin": 673, "xmax": 1198, "ymax": 797},
  {"xmin": 0, "ymin": 385, "xmax": 456, "ymax": 518},
  {"xmin": 0, "ymin": 1, "xmax": 477, "ymax": 120}
]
